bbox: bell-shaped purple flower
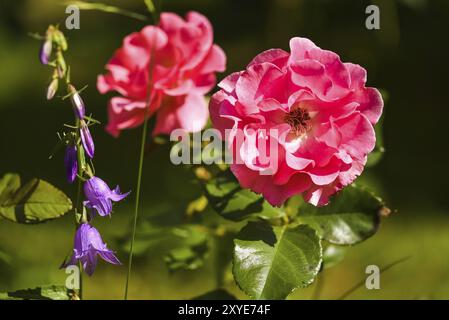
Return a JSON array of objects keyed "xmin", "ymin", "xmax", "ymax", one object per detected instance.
[
  {"xmin": 83, "ymin": 176, "xmax": 130, "ymax": 217},
  {"xmin": 68, "ymin": 84, "xmax": 85, "ymax": 120},
  {"xmin": 62, "ymin": 223, "xmax": 120, "ymax": 276},
  {"xmin": 80, "ymin": 120, "xmax": 95, "ymax": 159},
  {"xmin": 39, "ymin": 39, "xmax": 52, "ymax": 65},
  {"xmin": 64, "ymin": 145, "xmax": 78, "ymax": 183}
]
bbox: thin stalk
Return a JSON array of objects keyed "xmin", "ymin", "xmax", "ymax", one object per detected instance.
[
  {"xmin": 75, "ymin": 180, "xmax": 83, "ymax": 300},
  {"xmin": 123, "ymin": 0, "xmax": 161, "ymax": 300},
  {"xmin": 78, "ymin": 260, "xmax": 83, "ymax": 300},
  {"xmin": 337, "ymin": 255, "xmax": 412, "ymax": 300},
  {"xmin": 124, "ymin": 115, "xmax": 149, "ymax": 300},
  {"xmin": 75, "ymin": 120, "xmax": 84, "ymax": 300}
]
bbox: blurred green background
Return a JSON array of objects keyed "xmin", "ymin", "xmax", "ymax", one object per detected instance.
[{"xmin": 1, "ymin": 0, "xmax": 449, "ymax": 299}]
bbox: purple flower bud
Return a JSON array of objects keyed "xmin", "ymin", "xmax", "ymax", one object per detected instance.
[
  {"xmin": 64, "ymin": 145, "xmax": 78, "ymax": 183},
  {"xmin": 39, "ymin": 39, "xmax": 52, "ymax": 65},
  {"xmin": 61, "ymin": 223, "xmax": 120, "ymax": 276},
  {"xmin": 68, "ymin": 85, "xmax": 85, "ymax": 120},
  {"xmin": 83, "ymin": 176, "xmax": 130, "ymax": 217},
  {"xmin": 80, "ymin": 120, "xmax": 94, "ymax": 159},
  {"xmin": 46, "ymin": 78, "xmax": 58, "ymax": 100}
]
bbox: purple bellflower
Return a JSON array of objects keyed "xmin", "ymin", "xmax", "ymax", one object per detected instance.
[
  {"xmin": 83, "ymin": 176, "xmax": 130, "ymax": 217},
  {"xmin": 39, "ymin": 39, "xmax": 52, "ymax": 65},
  {"xmin": 80, "ymin": 120, "xmax": 95, "ymax": 159},
  {"xmin": 62, "ymin": 223, "xmax": 120, "ymax": 276},
  {"xmin": 64, "ymin": 145, "xmax": 78, "ymax": 183},
  {"xmin": 69, "ymin": 84, "xmax": 85, "ymax": 120}
]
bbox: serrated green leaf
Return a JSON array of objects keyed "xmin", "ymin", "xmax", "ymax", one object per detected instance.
[
  {"xmin": 233, "ymin": 221, "xmax": 322, "ymax": 300},
  {"xmin": 0, "ymin": 285, "xmax": 75, "ymax": 300},
  {"xmin": 0, "ymin": 173, "xmax": 72, "ymax": 224},
  {"xmin": 298, "ymin": 185, "xmax": 383, "ymax": 245},
  {"xmin": 204, "ymin": 171, "xmax": 285, "ymax": 222}
]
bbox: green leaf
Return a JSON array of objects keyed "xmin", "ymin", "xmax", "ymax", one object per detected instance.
[
  {"xmin": 233, "ymin": 221, "xmax": 322, "ymax": 300},
  {"xmin": 298, "ymin": 185, "xmax": 383, "ymax": 245},
  {"xmin": 204, "ymin": 171, "xmax": 285, "ymax": 222},
  {"xmin": 0, "ymin": 173, "xmax": 72, "ymax": 224},
  {"xmin": 193, "ymin": 289, "xmax": 237, "ymax": 300},
  {"xmin": 164, "ymin": 225, "xmax": 209, "ymax": 273},
  {"xmin": 0, "ymin": 173, "xmax": 20, "ymax": 204},
  {"xmin": 0, "ymin": 285, "xmax": 75, "ymax": 300}
]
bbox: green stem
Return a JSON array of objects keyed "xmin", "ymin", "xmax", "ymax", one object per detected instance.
[
  {"xmin": 123, "ymin": 0, "xmax": 161, "ymax": 300},
  {"xmin": 76, "ymin": 182, "xmax": 83, "ymax": 300},
  {"xmin": 75, "ymin": 120, "xmax": 84, "ymax": 300},
  {"xmin": 337, "ymin": 255, "xmax": 411, "ymax": 300},
  {"xmin": 124, "ymin": 117, "xmax": 149, "ymax": 300}
]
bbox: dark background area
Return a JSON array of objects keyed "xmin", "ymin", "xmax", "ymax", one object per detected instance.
[{"xmin": 0, "ymin": 0, "xmax": 448, "ymax": 299}]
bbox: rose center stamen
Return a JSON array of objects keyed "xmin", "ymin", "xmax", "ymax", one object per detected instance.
[{"xmin": 284, "ymin": 108, "xmax": 312, "ymax": 136}]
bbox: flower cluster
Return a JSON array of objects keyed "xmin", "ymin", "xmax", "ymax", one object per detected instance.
[
  {"xmin": 210, "ymin": 37, "xmax": 383, "ymax": 207},
  {"xmin": 97, "ymin": 11, "xmax": 226, "ymax": 137},
  {"xmin": 38, "ymin": 26, "xmax": 129, "ymax": 276}
]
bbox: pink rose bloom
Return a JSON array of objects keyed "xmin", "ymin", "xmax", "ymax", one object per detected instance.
[
  {"xmin": 210, "ymin": 37, "xmax": 383, "ymax": 207},
  {"xmin": 97, "ymin": 11, "xmax": 226, "ymax": 136}
]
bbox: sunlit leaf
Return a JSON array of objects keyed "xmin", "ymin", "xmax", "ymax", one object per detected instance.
[
  {"xmin": 233, "ymin": 221, "xmax": 322, "ymax": 299},
  {"xmin": 0, "ymin": 173, "xmax": 72, "ymax": 224},
  {"xmin": 0, "ymin": 285, "xmax": 75, "ymax": 300},
  {"xmin": 297, "ymin": 185, "xmax": 383, "ymax": 245}
]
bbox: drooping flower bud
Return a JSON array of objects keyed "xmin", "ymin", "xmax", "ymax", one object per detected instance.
[
  {"xmin": 61, "ymin": 223, "xmax": 121, "ymax": 276},
  {"xmin": 64, "ymin": 144, "xmax": 78, "ymax": 183},
  {"xmin": 68, "ymin": 84, "xmax": 85, "ymax": 120},
  {"xmin": 46, "ymin": 78, "xmax": 58, "ymax": 100},
  {"xmin": 39, "ymin": 39, "xmax": 52, "ymax": 65},
  {"xmin": 80, "ymin": 120, "xmax": 94, "ymax": 159},
  {"xmin": 83, "ymin": 176, "xmax": 130, "ymax": 217}
]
